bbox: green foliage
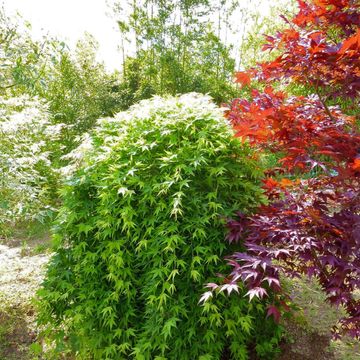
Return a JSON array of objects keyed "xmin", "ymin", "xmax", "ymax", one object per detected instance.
[
  {"xmin": 0, "ymin": 8, "xmax": 123, "ymax": 236},
  {"xmin": 237, "ymin": 0, "xmax": 297, "ymax": 70},
  {"xmin": 113, "ymin": 0, "xmax": 238, "ymax": 107},
  {"xmin": 41, "ymin": 35, "xmax": 124, "ymax": 153},
  {"xmin": 0, "ymin": 7, "xmax": 48, "ymax": 97},
  {"xmin": 0, "ymin": 95, "xmax": 61, "ymax": 236},
  {"xmin": 38, "ymin": 94, "xmax": 281, "ymax": 359},
  {"xmin": 0, "ymin": 7, "xmax": 124, "ymax": 153}
]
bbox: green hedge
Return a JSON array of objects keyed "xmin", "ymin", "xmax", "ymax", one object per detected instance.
[{"xmin": 38, "ymin": 93, "xmax": 281, "ymax": 359}]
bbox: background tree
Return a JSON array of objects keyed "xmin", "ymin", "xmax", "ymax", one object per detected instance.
[
  {"xmin": 0, "ymin": 7, "xmax": 124, "ymax": 148},
  {"xmin": 0, "ymin": 9, "xmax": 124, "ymax": 235},
  {"xmin": 112, "ymin": 0, "xmax": 239, "ymax": 106},
  {"xmin": 40, "ymin": 34, "xmax": 123, "ymax": 154},
  {"xmin": 0, "ymin": 96, "xmax": 62, "ymax": 235},
  {"xmin": 236, "ymin": 0, "xmax": 297, "ymax": 70},
  {"xmin": 0, "ymin": 6, "xmax": 52, "ymax": 97}
]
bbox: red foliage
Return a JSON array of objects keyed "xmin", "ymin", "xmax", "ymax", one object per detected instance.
[
  {"xmin": 234, "ymin": 71, "xmax": 252, "ymax": 87},
  {"xmin": 293, "ymin": 0, "xmax": 360, "ymax": 34},
  {"xmin": 227, "ymin": 90, "xmax": 360, "ymax": 174},
  {"xmin": 251, "ymin": 0, "xmax": 360, "ymax": 99},
  {"xmin": 213, "ymin": 0, "xmax": 360, "ymax": 338}
]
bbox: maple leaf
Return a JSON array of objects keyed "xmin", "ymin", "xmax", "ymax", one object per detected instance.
[
  {"xmin": 220, "ymin": 283, "xmax": 239, "ymax": 295},
  {"xmin": 267, "ymin": 305, "xmax": 281, "ymax": 323},
  {"xmin": 234, "ymin": 71, "xmax": 251, "ymax": 87},
  {"xmin": 262, "ymin": 178, "xmax": 279, "ymax": 191},
  {"xmin": 263, "ymin": 276, "xmax": 281, "ymax": 289},
  {"xmin": 279, "ymin": 178, "xmax": 293, "ymax": 187},
  {"xmin": 199, "ymin": 291, "xmax": 213, "ymax": 304},
  {"xmin": 281, "ymin": 29, "xmax": 300, "ymax": 42},
  {"xmin": 245, "ymin": 287, "xmax": 268, "ymax": 301},
  {"xmin": 352, "ymin": 158, "xmax": 360, "ymax": 170},
  {"xmin": 339, "ymin": 28, "xmax": 360, "ymax": 54}
]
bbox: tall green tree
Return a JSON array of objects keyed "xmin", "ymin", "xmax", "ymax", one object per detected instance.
[
  {"xmin": 41, "ymin": 34, "xmax": 123, "ymax": 153},
  {"xmin": 112, "ymin": 0, "xmax": 239, "ymax": 105},
  {"xmin": 0, "ymin": 6, "xmax": 52, "ymax": 97}
]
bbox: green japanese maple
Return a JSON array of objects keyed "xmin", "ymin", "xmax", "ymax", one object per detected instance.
[{"xmin": 38, "ymin": 93, "xmax": 281, "ymax": 359}]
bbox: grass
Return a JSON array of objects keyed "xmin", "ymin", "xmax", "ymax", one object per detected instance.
[
  {"xmin": 0, "ymin": 220, "xmax": 51, "ymax": 249},
  {"xmin": 279, "ymin": 276, "xmax": 360, "ymax": 360}
]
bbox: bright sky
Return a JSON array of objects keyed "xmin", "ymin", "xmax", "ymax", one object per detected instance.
[{"xmin": 2, "ymin": 0, "xmax": 122, "ymax": 71}]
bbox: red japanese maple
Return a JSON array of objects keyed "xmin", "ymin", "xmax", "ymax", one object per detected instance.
[
  {"xmin": 213, "ymin": 0, "xmax": 360, "ymax": 338},
  {"xmin": 255, "ymin": 0, "xmax": 360, "ymax": 99}
]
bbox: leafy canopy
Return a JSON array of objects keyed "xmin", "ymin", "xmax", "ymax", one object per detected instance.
[{"xmin": 113, "ymin": 0, "xmax": 239, "ymax": 106}]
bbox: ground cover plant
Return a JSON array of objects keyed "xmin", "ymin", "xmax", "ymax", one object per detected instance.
[
  {"xmin": 37, "ymin": 94, "xmax": 282, "ymax": 359},
  {"xmin": 209, "ymin": 0, "xmax": 360, "ymax": 340}
]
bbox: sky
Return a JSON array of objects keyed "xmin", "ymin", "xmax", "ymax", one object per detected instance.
[{"xmin": 2, "ymin": 0, "xmax": 122, "ymax": 71}]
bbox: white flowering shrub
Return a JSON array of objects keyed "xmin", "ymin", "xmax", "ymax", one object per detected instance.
[{"xmin": 0, "ymin": 95, "xmax": 63, "ymax": 234}]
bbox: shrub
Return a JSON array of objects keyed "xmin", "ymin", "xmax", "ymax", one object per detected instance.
[
  {"xmin": 0, "ymin": 95, "xmax": 62, "ymax": 235},
  {"xmin": 38, "ymin": 93, "xmax": 282, "ymax": 359}
]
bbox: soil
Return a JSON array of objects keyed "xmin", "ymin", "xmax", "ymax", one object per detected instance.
[
  {"xmin": 278, "ymin": 321, "xmax": 335, "ymax": 360},
  {"xmin": 0, "ymin": 305, "xmax": 37, "ymax": 360}
]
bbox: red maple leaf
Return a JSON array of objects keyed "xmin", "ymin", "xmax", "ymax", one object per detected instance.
[
  {"xmin": 267, "ymin": 305, "xmax": 281, "ymax": 323},
  {"xmin": 234, "ymin": 71, "xmax": 251, "ymax": 87}
]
